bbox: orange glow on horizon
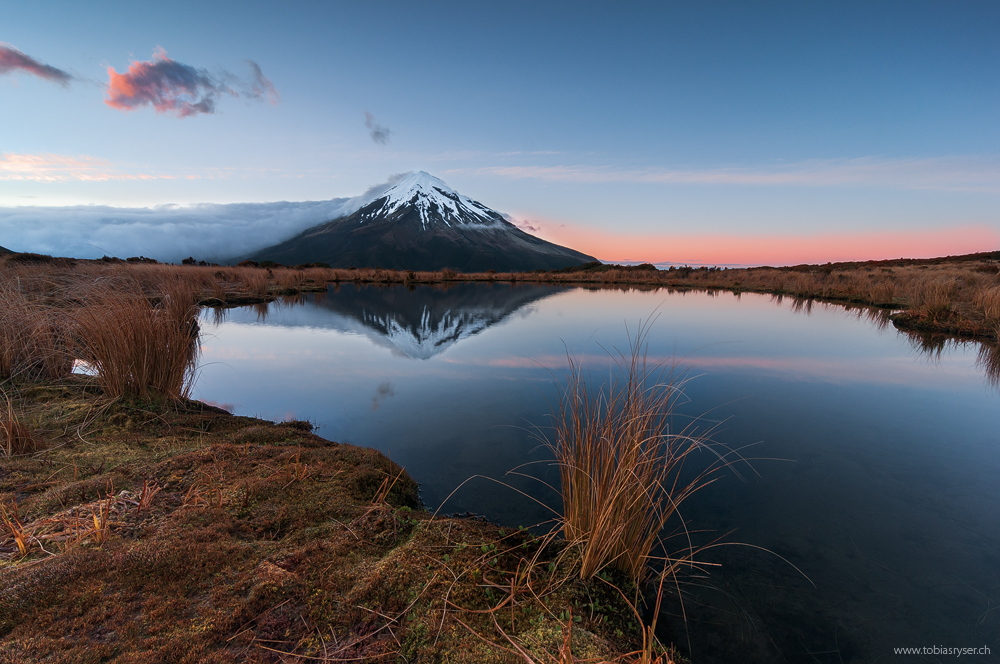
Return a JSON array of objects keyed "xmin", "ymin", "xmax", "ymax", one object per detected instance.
[{"xmin": 536, "ymin": 223, "xmax": 999, "ymax": 266}]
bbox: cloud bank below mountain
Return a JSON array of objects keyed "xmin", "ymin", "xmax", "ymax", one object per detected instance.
[
  {"xmin": 0, "ymin": 198, "xmax": 365, "ymax": 263},
  {"xmin": 0, "ymin": 175, "xmax": 409, "ymax": 262}
]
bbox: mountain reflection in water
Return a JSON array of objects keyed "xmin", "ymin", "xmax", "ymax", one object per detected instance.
[{"xmin": 215, "ymin": 282, "xmax": 564, "ymax": 359}]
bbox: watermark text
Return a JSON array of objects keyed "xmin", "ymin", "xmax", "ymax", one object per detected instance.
[{"xmin": 894, "ymin": 646, "xmax": 990, "ymax": 657}]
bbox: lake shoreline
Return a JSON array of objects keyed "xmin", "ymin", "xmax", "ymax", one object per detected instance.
[
  {"xmin": 205, "ymin": 249, "xmax": 1000, "ymax": 344},
  {"xmin": 0, "ymin": 378, "xmax": 653, "ymax": 662},
  {"xmin": 7, "ymin": 249, "xmax": 998, "ymax": 343}
]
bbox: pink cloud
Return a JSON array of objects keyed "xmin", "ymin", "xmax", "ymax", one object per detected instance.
[
  {"xmin": 0, "ymin": 153, "xmax": 275, "ymax": 185},
  {"xmin": 0, "ymin": 152, "xmax": 164, "ymax": 182},
  {"xmin": 105, "ymin": 48, "xmax": 277, "ymax": 117},
  {"xmin": 503, "ymin": 214, "xmax": 541, "ymax": 232},
  {"xmin": 0, "ymin": 44, "xmax": 72, "ymax": 85}
]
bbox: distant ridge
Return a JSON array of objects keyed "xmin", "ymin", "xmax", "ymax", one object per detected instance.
[
  {"xmin": 241, "ymin": 172, "xmax": 596, "ymax": 271},
  {"xmin": 774, "ymin": 250, "xmax": 1000, "ymax": 270}
]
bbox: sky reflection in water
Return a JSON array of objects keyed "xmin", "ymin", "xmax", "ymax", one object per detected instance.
[{"xmin": 195, "ymin": 284, "xmax": 1000, "ymax": 663}]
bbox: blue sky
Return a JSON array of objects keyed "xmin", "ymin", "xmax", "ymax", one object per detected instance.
[{"xmin": 2, "ymin": 1, "xmax": 998, "ymax": 264}]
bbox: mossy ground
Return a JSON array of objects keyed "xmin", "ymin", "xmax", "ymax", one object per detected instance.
[{"xmin": 0, "ymin": 378, "xmax": 649, "ymax": 662}]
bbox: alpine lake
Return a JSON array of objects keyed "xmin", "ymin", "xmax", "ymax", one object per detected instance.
[{"xmin": 194, "ymin": 282, "xmax": 1000, "ymax": 663}]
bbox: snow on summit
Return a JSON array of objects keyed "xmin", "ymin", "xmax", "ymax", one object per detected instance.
[
  {"xmin": 355, "ymin": 171, "xmax": 506, "ymax": 230},
  {"xmin": 242, "ymin": 170, "xmax": 597, "ymax": 271}
]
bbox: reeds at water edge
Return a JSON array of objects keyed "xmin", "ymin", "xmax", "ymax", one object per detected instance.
[
  {"xmin": 72, "ymin": 282, "xmax": 200, "ymax": 400},
  {"xmin": 550, "ymin": 323, "xmax": 729, "ymax": 585},
  {"xmin": 973, "ymin": 285, "xmax": 1000, "ymax": 326},
  {"xmin": 908, "ymin": 278, "xmax": 959, "ymax": 322}
]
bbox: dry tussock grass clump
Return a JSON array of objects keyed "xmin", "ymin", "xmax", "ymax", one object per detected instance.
[
  {"xmin": 236, "ymin": 267, "xmax": 271, "ymax": 296},
  {"xmin": 273, "ymin": 268, "xmax": 305, "ymax": 291},
  {"xmin": 0, "ymin": 394, "xmax": 35, "ymax": 458},
  {"xmin": 0, "ymin": 284, "xmax": 38, "ymax": 380},
  {"xmin": 551, "ymin": 323, "xmax": 729, "ymax": 584},
  {"xmin": 156, "ymin": 279, "xmax": 200, "ymax": 323},
  {"xmin": 72, "ymin": 283, "xmax": 199, "ymax": 400},
  {"xmin": 973, "ymin": 285, "xmax": 1000, "ymax": 323},
  {"xmin": 0, "ymin": 284, "xmax": 75, "ymax": 382},
  {"xmin": 909, "ymin": 278, "xmax": 959, "ymax": 321},
  {"xmin": 867, "ymin": 279, "xmax": 896, "ymax": 305}
]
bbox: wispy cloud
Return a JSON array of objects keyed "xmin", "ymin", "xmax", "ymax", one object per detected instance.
[
  {"xmin": 364, "ymin": 111, "xmax": 392, "ymax": 145},
  {"xmin": 496, "ymin": 151, "xmax": 561, "ymax": 156},
  {"xmin": 0, "ymin": 153, "xmax": 165, "ymax": 182},
  {"xmin": 463, "ymin": 156, "xmax": 1000, "ymax": 192},
  {"xmin": 0, "ymin": 151, "xmax": 290, "ymax": 184},
  {"xmin": 502, "ymin": 213, "xmax": 541, "ymax": 233},
  {"xmin": 245, "ymin": 60, "xmax": 279, "ymax": 104},
  {"xmin": 0, "ymin": 44, "xmax": 73, "ymax": 85},
  {"xmin": 105, "ymin": 48, "xmax": 278, "ymax": 117}
]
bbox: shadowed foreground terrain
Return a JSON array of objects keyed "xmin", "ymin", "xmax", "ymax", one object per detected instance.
[{"xmin": 0, "ymin": 381, "xmax": 647, "ymax": 663}]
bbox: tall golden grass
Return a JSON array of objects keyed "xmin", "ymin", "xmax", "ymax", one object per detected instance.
[
  {"xmin": 0, "ymin": 284, "xmax": 34, "ymax": 380},
  {"xmin": 0, "ymin": 265, "xmax": 203, "ymax": 397},
  {"xmin": 908, "ymin": 278, "xmax": 958, "ymax": 321},
  {"xmin": 550, "ymin": 323, "xmax": 725, "ymax": 584},
  {"xmin": 239, "ymin": 268, "xmax": 271, "ymax": 296},
  {"xmin": 973, "ymin": 285, "xmax": 1000, "ymax": 324},
  {"xmin": 72, "ymin": 282, "xmax": 200, "ymax": 400},
  {"xmin": 1, "ymin": 392, "xmax": 35, "ymax": 457},
  {"xmin": 0, "ymin": 283, "xmax": 74, "ymax": 381}
]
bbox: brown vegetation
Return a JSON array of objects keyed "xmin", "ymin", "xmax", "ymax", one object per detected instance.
[
  {"xmin": 72, "ymin": 285, "xmax": 199, "ymax": 400},
  {"xmin": 0, "ymin": 380, "xmax": 682, "ymax": 663},
  {"xmin": 0, "ymin": 260, "xmax": 203, "ymax": 400},
  {"xmin": 4, "ymin": 250, "xmax": 998, "ymax": 343},
  {"xmin": 0, "ymin": 393, "xmax": 35, "ymax": 458},
  {"xmin": 551, "ymin": 326, "xmax": 728, "ymax": 585}
]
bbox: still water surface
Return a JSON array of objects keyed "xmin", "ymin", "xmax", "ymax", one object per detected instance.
[{"xmin": 195, "ymin": 283, "xmax": 1000, "ymax": 663}]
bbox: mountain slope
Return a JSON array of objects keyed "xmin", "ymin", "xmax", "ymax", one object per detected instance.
[{"xmin": 242, "ymin": 172, "xmax": 596, "ymax": 271}]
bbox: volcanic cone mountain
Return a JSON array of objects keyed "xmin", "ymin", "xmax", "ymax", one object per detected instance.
[{"xmin": 242, "ymin": 172, "xmax": 596, "ymax": 271}]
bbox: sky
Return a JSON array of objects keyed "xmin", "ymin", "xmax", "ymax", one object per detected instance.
[{"xmin": 1, "ymin": 0, "xmax": 999, "ymax": 266}]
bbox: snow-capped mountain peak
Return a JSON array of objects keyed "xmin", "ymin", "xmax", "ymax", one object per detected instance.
[
  {"xmin": 244, "ymin": 169, "xmax": 598, "ymax": 271},
  {"xmin": 355, "ymin": 171, "xmax": 506, "ymax": 230}
]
